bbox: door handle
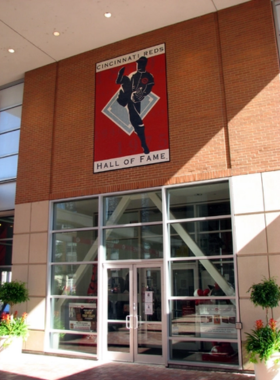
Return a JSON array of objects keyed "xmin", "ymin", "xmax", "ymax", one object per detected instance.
[
  {"xmin": 134, "ymin": 315, "xmax": 138, "ymax": 329},
  {"xmin": 126, "ymin": 314, "xmax": 133, "ymax": 329},
  {"xmin": 134, "ymin": 315, "xmax": 141, "ymax": 329}
]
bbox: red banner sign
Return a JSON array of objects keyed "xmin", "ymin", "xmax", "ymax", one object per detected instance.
[{"xmin": 94, "ymin": 44, "xmax": 169, "ymax": 173}]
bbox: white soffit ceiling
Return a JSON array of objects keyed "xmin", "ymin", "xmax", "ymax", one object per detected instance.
[{"xmin": 0, "ymin": 0, "xmax": 251, "ymax": 88}]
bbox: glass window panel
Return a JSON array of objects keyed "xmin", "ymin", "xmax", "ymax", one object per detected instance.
[
  {"xmin": 0, "ymin": 268, "xmax": 12, "ymax": 287},
  {"xmin": 170, "ymin": 340, "xmax": 238, "ymax": 365},
  {"xmin": 108, "ymin": 268, "xmax": 130, "ymax": 320},
  {"xmin": 0, "ymin": 242, "xmax": 12, "ymax": 266},
  {"xmin": 52, "ymin": 230, "xmax": 98, "ymax": 263},
  {"xmin": 0, "ymin": 106, "xmax": 22, "ymax": 133},
  {"xmin": 50, "ymin": 332, "xmax": 97, "ymax": 354},
  {"xmin": 0, "ymin": 83, "xmax": 24, "ymax": 111},
  {"xmin": 53, "ymin": 198, "xmax": 98, "ymax": 230},
  {"xmin": 103, "ymin": 191, "xmax": 162, "ymax": 226},
  {"xmin": 0, "ymin": 130, "xmax": 20, "ymax": 157},
  {"xmin": 51, "ymin": 264, "xmax": 98, "ymax": 296},
  {"xmin": 137, "ymin": 267, "xmax": 162, "ymax": 322},
  {"xmin": 51, "ymin": 298, "xmax": 97, "ymax": 333},
  {"xmin": 170, "ymin": 221, "xmax": 233, "ymax": 258},
  {"xmin": 0, "ymin": 182, "xmax": 16, "ymax": 210},
  {"xmin": 0, "ymin": 217, "xmax": 13, "ymax": 287},
  {"xmin": 108, "ymin": 322, "xmax": 129, "ymax": 352},
  {"xmin": 167, "ymin": 182, "xmax": 230, "ymax": 220},
  {"xmin": 170, "ymin": 259, "xmax": 235, "ymax": 297},
  {"xmin": 276, "ymin": 4, "xmax": 280, "ymax": 34},
  {"xmin": 0, "ymin": 215, "xmax": 14, "ymax": 240},
  {"xmin": 170, "ymin": 205, "xmax": 194, "ymax": 220},
  {"xmin": 197, "ymin": 231, "xmax": 233, "ymax": 256},
  {"xmin": 170, "ymin": 299, "xmax": 237, "ymax": 339},
  {"xmin": 105, "ymin": 225, "xmax": 163, "ymax": 260},
  {"xmin": 0, "ymin": 155, "xmax": 18, "ymax": 180},
  {"xmin": 199, "ymin": 218, "xmax": 231, "ymax": 232},
  {"xmin": 138, "ymin": 324, "xmax": 162, "ymax": 356},
  {"xmin": 197, "ymin": 202, "xmax": 231, "ymax": 218}
]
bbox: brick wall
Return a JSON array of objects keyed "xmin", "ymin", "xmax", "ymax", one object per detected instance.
[
  {"xmin": 17, "ymin": 63, "xmax": 57, "ymax": 202},
  {"xmin": 220, "ymin": 0, "xmax": 280, "ymax": 175},
  {"xmin": 16, "ymin": 0, "xmax": 280, "ymax": 204}
]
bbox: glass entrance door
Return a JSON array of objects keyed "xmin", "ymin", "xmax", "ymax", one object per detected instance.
[{"xmin": 105, "ymin": 263, "xmax": 164, "ymax": 364}]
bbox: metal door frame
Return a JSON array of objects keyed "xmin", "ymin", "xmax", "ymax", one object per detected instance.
[{"xmin": 102, "ymin": 261, "xmax": 165, "ymax": 364}]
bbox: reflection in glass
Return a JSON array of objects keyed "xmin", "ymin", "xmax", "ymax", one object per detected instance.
[
  {"xmin": 0, "ymin": 242, "xmax": 12, "ymax": 277},
  {"xmin": 0, "ymin": 218, "xmax": 13, "ymax": 265},
  {"xmin": 51, "ymin": 264, "xmax": 98, "ymax": 296},
  {"xmin": 0, "ymin": 216, "xmax": 13, "ymax": 286},
  {"xmin": 0, "ymin": 182, "xmax": 16, "ymax": 211},
  {"xmin": 137, "ymin": 267, "xmax": 162, "ymax": 356},
  {"xmin": 0, "ymin": 268, "xmax": 11, "ymax": 288},
  {"xmin": 170, "ymin": 220, "xmax": 232, "ymax": 258},
  {"xmin": 0, "ymin": 83, "xmax": 24, "ymax": 110},
  {"xmin": 169, "ymin": 300, "xmax": 237, "ymax": 339},
  {"xmin": 170, "ymin": 340, "xmax": 238, "ymax": 365},
  {"xmin": 0, "ymin": 155, "xmax": 18, "ymax": 180},
  {"xmin": 52, "ymin": 230, "xmax": 98, "ymax": 263},
  {"xmin": 53, "ymin": 198, "xmax": 98, "ymax": 230},
  {"xmin": 51, "ymin": 298, "xmax": 97, "ymax": 334},
  {"xmin": 197, "ymin": 202, "xmax": 231, "ymax": 218},
  {"xmin": 107, "ymin": 268, "xmax": 130, "ymax": 353},
  {"xmin": 170, "ymin": 205, "xmax": 194, "ymax": 220},
  {"xmin": 0, "ymin": 130, "xmax": 20, "ymax": 156},
  {"xmin": 108, "ymin": 268, "xmax": 129, "ymax": 320},
  {"xmin": 137, "ymin": 268, "xmax": 161, "ymax": 322},
  {"xmin": 167, "ymin": 182, "xmax": 230, "ymax": 220},
  {"xmin": 199, "ymin": 218, "xmax": 231, "ymax": 232},
  {"xmin": 51, "ymin": 333, "xmax": 97, "ymax": 355},
  {"xmin": 138, "ymin": 324, "xmax": 162, "ymax": 356},
  {"xmin": 103, "ymin": 191, "xmax": 162, "ymax": 226},
  {"xmin": 0, "ymin": 106, "xmax": 22, "ymax": 133},
  {"xmin": 108, "ymin": 322, "xmax": 130, "ymax": 352},
  {"xmin": 170, "ymin": 259, "xmax": 235, "ymax": 297},
  {"xmin": 0, "ymin": 216, "xmax": 13, "ymax": 238},
  {"xmin": 105, "ymin": 226, "xmax": 163, "ymax": 260}
]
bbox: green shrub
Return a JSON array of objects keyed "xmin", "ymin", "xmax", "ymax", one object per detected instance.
[
  {"xmin": 249, "ymin": 277, "xmax": 280, "ymax": 311},
  {"xmin": 246, "ymin": 277, "xmax": 280, "ymax": 363},
  {"xmin": 0, "ymin": 281, "xmax": 29, "ymax": 312}
]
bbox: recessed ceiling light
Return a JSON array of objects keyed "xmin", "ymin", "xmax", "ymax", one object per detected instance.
[
  {"xmin": 8, "ymin": 48, "xmax": 15, "ymax": 53},
  {"xmin": 104, "ymin": 12, "xmax": 111, "ymax": 18},
  {"xmin": 53, "ymin": 31, "xmax": 60, "ymax": 36}
]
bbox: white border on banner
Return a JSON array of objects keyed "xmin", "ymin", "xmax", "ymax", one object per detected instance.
[
  {"xmin": 94, "ymin": 149, "xmax": 169, "ymax": 173},
  {"xmin": 96, "ymin": 43, "xmax": 165, "ymax": 72}
]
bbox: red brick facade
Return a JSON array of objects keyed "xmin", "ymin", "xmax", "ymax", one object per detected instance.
[{"xmin": 16, "ymin": 0, "xmax": 280, "ymax": 204}]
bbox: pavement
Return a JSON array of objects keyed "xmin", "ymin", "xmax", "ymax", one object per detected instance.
[{"xmin": 0, "ymin": 353, "xmax": 255, "ymax": 380}]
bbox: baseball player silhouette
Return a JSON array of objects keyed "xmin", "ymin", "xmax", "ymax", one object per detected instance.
[{"xmin": 116, "ymin": 56, "xmax": 154, "ymax": 154}]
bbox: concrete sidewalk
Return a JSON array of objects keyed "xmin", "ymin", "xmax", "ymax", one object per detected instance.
[{"xmin": 0, "ymin": 353, "xmax": 255, "ymax": 380}]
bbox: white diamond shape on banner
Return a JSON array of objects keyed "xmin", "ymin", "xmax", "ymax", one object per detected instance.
[{"xmin": 102, "ymin": 91, "xmax": 160, "ymax": 136}]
